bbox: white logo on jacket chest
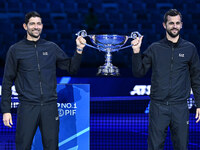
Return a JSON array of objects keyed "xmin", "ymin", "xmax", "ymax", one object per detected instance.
[
  {"xmin": 179, "ymin": 53, "xmax": 184, "ymax": 57},
  {"xmin": 43, "ymin": 52, "xmax": 48, "ymax": 55}
]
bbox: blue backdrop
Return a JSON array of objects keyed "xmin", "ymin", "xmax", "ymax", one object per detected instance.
[{"xmin": 31, "ymin": 84, "xmax": 90, "ymax": 150}]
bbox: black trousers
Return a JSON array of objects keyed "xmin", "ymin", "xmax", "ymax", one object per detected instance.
[
  {"xmin": 148, "ymin": 101, "xmax": 189, "ymax": 150},
  {"xmin": 15, "ymin": 103, "xmax": 59, "ymax": 150}
]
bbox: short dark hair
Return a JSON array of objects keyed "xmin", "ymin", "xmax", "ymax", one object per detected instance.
[
  {"xmin": 163, "ymin": 9, "xmax": 182, "ymax": 23},
  {"xmin": 25, "ymin": 11, "xmax": 42, "ymax": 24}
]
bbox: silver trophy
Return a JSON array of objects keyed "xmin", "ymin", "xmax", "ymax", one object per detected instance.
[{"xmin": 76, "ymin": 30, "xmax": 141, "ymax": 76}]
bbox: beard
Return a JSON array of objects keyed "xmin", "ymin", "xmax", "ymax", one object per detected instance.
[
  {"xmin": 166, "ymin": 28, "xmax": 180, "ymax": 38},
  {"xmin": 27, "ymin": 29, "xmax": 41, "ymax": 38}
]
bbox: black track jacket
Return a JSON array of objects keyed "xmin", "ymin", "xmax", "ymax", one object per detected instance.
[
  {"xmin": 132, "ymin": 37, "xmax": 200, "ymax": 107},
  {"xmin": 1, "ymin": 37, "xmax": 82, "ymax": 113}
]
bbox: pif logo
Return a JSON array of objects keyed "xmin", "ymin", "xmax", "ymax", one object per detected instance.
[{"xmin": 58, "ymin": 109, "xmax": 76, "ymax": 117}]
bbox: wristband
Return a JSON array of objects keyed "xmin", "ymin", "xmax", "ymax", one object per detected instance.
[{"xmin": 77, "ymin": 47, "xmax": 83, "ymax": 52}]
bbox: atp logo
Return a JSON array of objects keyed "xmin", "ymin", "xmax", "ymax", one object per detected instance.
[{"xmin": 130, "ymin": 85, "xmax": 151, "ymax": 95}]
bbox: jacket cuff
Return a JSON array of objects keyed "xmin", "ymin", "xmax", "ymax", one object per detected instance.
[
  {"xmin": 195, "ymin": 100, "xmax": 200, "ymax": 108},
  {"xmin": 1, "ymin": 108, "xmax": 11, "ymax": 114},
  {"xmin": 132, "ymin": 53, "xmax": 141, "ymax": 57},
  {"xmin": 74, "ymin": 51, "xmax": 83, "ymax": 57},
  {"xmin": 1, "ymin": 101, "xmax": 11, "ymax": 113}
]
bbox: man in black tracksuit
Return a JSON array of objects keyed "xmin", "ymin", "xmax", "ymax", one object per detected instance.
[
  {"xmin": 131, "ymin": 9, "xmax": 200, "ymax": 150},
  {"xmin": 1, "ymin": 11, "xmax": 86, "ymax": 150}
]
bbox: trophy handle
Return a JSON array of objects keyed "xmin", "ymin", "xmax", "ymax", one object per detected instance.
[
  {"xmin": 129, "ymin": 31, "xmax": 142, "ymax": 39},
  {"xmin": 75, "ymin": 30, "xmax": 99, "ymax": 50},
  {"xmin": 119, "ymin": 31, "xmax": 142, "ymax": 50},
  {"xmin": 75, "ymin": 30, "xmax": 88, "ymax": 37}
]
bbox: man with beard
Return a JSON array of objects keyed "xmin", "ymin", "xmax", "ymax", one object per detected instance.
[
  {"xmin": 1, "ymin": 11, "xmax": 86, "ymax": 150},
  {"xmin": 131, "ymin": 9, "xmax": 200, "ymax": 150}
]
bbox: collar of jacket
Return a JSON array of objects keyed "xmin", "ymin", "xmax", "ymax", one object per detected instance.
[
  {"xmin": 164, "ymin": 36, "xmax": 183, "ymax": 48},
  {"xmin": 23, "ymin": 35, "xmax": 44, "ymax": 45}
]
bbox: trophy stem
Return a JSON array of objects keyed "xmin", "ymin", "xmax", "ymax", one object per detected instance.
[
  {"xmin": 97, "ymin": 49, "xmax": 120, "ymax": 76},
  {"xmin": 105, "ymin": 50, "xmax": 112, "ymax": 66}
]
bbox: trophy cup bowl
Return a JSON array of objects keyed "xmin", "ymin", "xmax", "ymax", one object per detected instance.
[
  {"xmin": 90, "ymin": 35, "xmax": 128, "ymax": 52},
  {"xmin": 76, "ymin": 30, "xmax": 141, "ymax": 76}
]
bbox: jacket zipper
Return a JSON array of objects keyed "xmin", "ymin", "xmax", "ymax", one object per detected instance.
[
  {"xmin": 35, "ymin": 44, "xmax": 44, "ymax": 96},
  {"xmin": 169, "ymin": 47, "xmax": 174, "ymax": 89},
  {"xmin": 167, "ymin": 47, "xmax": 174, "ymax": 105}
]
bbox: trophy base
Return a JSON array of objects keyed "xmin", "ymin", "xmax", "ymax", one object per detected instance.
[{"xmin": 97, "ymin": 65, "xmax": 120, "ymax": 76}]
